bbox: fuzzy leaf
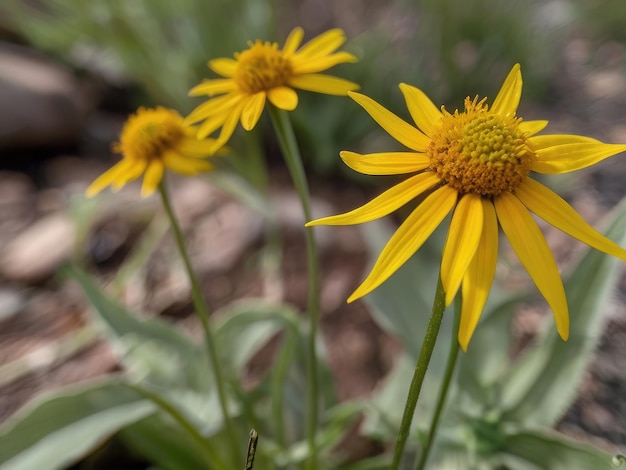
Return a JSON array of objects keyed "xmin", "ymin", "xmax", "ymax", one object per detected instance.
[
  {"xmin": 501, "ymin": 200, "xmax": 626, "ymax": 425},
  {"xmin": 0, "ymin": 379, "xmax": 154, "ymax": 470}
]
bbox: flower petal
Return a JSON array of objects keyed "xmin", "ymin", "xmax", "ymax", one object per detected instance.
[
  {"xmin": 184, "ymin": 92, "xmax": 243, "ymax": 125},
  {"xmin": 267, "ymin": 86, "xmax": 298, "ymax": 110},
  {"xmin": 491, "ymin": 63, "xmax": 522, "ymax": 117},
  {"xmin": 398, "ymin": 83, "xmax": 443, "ymax": 138},
  {"xmin": 339, "ymin": 150, "xmax": 430, "ymax": 175},
  {"xmin": 494, "ymin": 192, "xmax": 569, "ymax": 340},
  {"xmin": 210, "ymin": 100, "xmax": 246, "ymax": 152},
  {"xmin": 347, "ymin": 185, "xmax": 458, "ymax": 302},
  {"xmin": 289, "ymin": 74, "xmax": 359, "ymax": 96},
  {"xmin": 459, "ymin": 199, "xmax": 498, "ymax": 351},
  {"xmin": 197, "ymin": 114, "xmax": 228, "ymax": 139},
  {"xmin": 110, "ymin": 160, "xmax": 148, "ymax": 190},
  {"xmin": 283, "ymin": 27, "xmax": 304, "ymax": 55},
  {"xmin": 241, "ymin": 92, "xmax": 266, "ymax": 130},
  {"xmin": 306, "ymin": 172, "xmax": 441, "ymax": 226},
  {"xmin": 516, "ymin": 178, "xmax": 626, "ymax": 262},
  {"xmin": 208, "ymin": 58, "xmax": 238, "ymax": 77},
  {"xmin": 295, "ymin": 28, "xmax": 346, "ymax": 58},
  {"xmin": 532, "ymin": 141, "xmax": 626, "ymax": 174},
  {"xmin": 85, "ymin": 160, "xmax": 133, "ymax": 197},
  {"xmin": 519, "ymin": 120, "xmax": 548, "ymax": 136},
  {"xmin": 441, "ymin": 193, "xmax": 483, "ymax": 306},
  {"xmin": 291, "ymin": 52, "xmax": 358, "ymax": 74},
  {"xmin": 140, "ymin": 160, "xmax": 165, "ymax": 197},
  {"xmin": 178, "ymin": 136, "xmax": 220, "ymax": 157},
  {"xmin": 528, "ymin": 134, "xmax": 600, "ymax": 150},
  {"xmin": 188, "ymin": 79, "xmax": 237, "ymax": 97},
  {"xmin": 163, "ymin": 151, "xmax": 212, "ymax": 175},
  {"xmin": 348, "ymin": 91, "xmax": 431, "ymax": 152}
]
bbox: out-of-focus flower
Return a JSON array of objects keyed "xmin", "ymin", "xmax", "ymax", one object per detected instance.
[
  {"xmin": 185, "ymin": 27, "xmax": 359, "ymax": 150},
  {"xmin": 86, "ymin": 107, "xmax": 218, "ymax": 197},
  {"xmin": 308, "ymin": 64, "xmax": 626, "ymax": 350}
]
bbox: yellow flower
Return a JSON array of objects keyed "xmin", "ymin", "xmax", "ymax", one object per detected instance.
[
  {"xmin": 86, "ymin": 107, "xmax": 219, "ymax": 198},
  {"xmin": 185, "ymin": 27, "xmax": 360, "ymax": 150},
  {"xmin": 307, "ymin": 64, "xmax": 626, "ymax": 351}
]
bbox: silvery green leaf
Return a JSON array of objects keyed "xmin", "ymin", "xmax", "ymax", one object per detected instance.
[
  {"xmin": 499, "ymin": 428, "xmax": 616, "ymax": 470},
  {"xmin": 0, "ymin": 378, "xmax": 154, "ymax": 470},
  {"xmin": 500, "ymin": 201, "xmax": 626, "ymax": 426}
]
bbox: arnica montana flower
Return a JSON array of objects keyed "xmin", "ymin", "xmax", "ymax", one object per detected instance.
[
  {"xmin": 185, "ymin": 27, "xmax": 360, "ymax": 150},
  {"xmin": 307, "ymin": 64, "xmax": 626, "ymax": 350},
  {"xmin": 86, "ymin": 107, "xmax": 218, "ymax": 198}
]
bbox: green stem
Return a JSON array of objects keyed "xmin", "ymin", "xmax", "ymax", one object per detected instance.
[
  {"xmin": 126, "ymin": 383, "xmax": 228, "ymax": 468},
  {"xmin": 391, "ymin": 276, "xmax": 447, "ymax": 470},
  {"xmin": 267, "ymin": 105, "xmax": 321, "ymax": 470},
  {"xmin": 158, "ymin": 180, "xmax": 240, "ymax": 468},
  {"xmin": 415, "ymin": 294, "xmax": 461, "ymax": 470}
]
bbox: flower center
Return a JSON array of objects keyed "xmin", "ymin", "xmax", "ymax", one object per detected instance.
[
  {"xmin": 427, "ymin": 97, "xmax": 534, "ymax": 197},
  {"xmin": 117, "ymin": 107, "xmax": 185, "ymax": 161},
  {"xmin": 234, "ymin": 41, "xmax": 292, "ymax": 94}
]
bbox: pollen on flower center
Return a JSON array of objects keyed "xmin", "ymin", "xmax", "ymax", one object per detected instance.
[
  {"xmin": 234, "ymin": 41, "xmax": 292, "ymax": 94},
  {"xmin": 117, "ymin": 107, "xmax": 185, "ymax": 161},
  {"xmin": 427, "ymin": 97, "xmax": 534, "ymax": 197}
]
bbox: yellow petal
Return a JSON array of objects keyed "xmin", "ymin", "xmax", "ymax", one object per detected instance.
[
  {"xmin": 197, "ymin": 114, "xmax": 228, "ymax": 139},
  {"xmin": 267, "ymin": 86, "xmax": 298, "ymax": 110},
  {"xmin": 306, "ymin": 172, "xmax": 441, "ymax": 226},
  {"xmin": 288, "ymin": 74, "xmax": 359, "ymax": 96},
  {"xmin": 208, "ymin": 58, "xmax": 238, "ymax": 77},
  {"xmin": 441, "ymin": 193, "xmax": 483, "ymax": 306},
  {"xmin": 494, "ymin": 192, "xmax": 569, "ymax": 340},
  {"xmin": 516, "ymin": 178, "xmax": 626, "ymax": 262},
  {"xmin": 348, "ymin": 91, "xmax": 431, "ymax": 152},
  {"xmin": 491, "ymin": 63, "xmax": 522, "ymax": 117},
  {"xmin": 188, "ymin": 79, "xmax": 237, "ymax": 97},
  {"xmin": 295, "ymin": 28, "xmax": 346, "ymax": 58},
  {"xmin": 532, "ymin": 141, "xmax": 626, "ymax": 174},
  {"xmin": 529, "ymin": 134, "xmax": 600, "ymax": 150},
  {"xmin": 339, "ymin": 150, "xmax": 430, "ymax": 175},
  {"xmin": 184, "ymin": 92, "xmax": 242, "ymax": 125},
  {"xmin": 519, "ymin": 120, "xmax": 548, "ymax": 136},
  {"xmin": 240, "ymin": 92, "xmax": 266, "ymax": 130},
  {"xmin": 459, "ymin": 200, "xmax": 498, "ymax": 351},
  {"xmin": 398, "ymin": 83, "xmax": 442, "ymax": 138},
  {"xmin": 163, "ymin": 152, "xmax": 212, "ymax": 175},
  {"xmin": 178, "ymin": 136, "xmax": 220, "ymax": 157},
  {"xmin": 209, "ymin": 101, "xmax": 246, "ymax": 152},
  {"xmin": 291, "ymin": 52, "xmax": 358, "ymax": 74},
  {"xmin": 283, "ymin": 27, "xmax": 304, "ymax": 55},
  {"xmin": 140, "ymin": 160, "xmax": 165, "ymax": 197},
  {"xmin": 85, "ymin": 160, "xmax": 131, "ymax": 197},
  {"xmin": 110, "ymin": 160, "xmax": 148, "ymax": 190},
  {"xmin": 348, "ymin": 185, "xmax": 458, "ymax": 302}
]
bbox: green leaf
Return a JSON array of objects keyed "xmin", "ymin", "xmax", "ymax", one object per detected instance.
[
  {"xmin": 119, "ymin": 415, "xmax": 214, "ymax": 470},
  {"xmin": 63, "ymin": 265, "xmax": 208, "ymax": 392},
  {"xmin": 501, "ymin": 201, "xmax": 626, "ymax": 425},
  {"xmin": 0, "ymin": 378, "xmax": 154, "ymax": 470},
  {"xmin": 499, "ymin": 428, "xmax": 616, "ymax": 470}
]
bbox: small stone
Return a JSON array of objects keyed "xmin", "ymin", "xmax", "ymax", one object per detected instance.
[{"xmin": 0, "ymin": 213, "xmax": 76, "ymax": 283}]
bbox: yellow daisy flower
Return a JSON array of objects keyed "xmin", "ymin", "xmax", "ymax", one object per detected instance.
[
  {"xmin": 307, "ymin": 64, "xmax": 626, "ymax": 351},
  {"xmin": 185, "ymin": 27, "xmax": 360, "ymax": 150},
  {"xmin": 86, "ymin": 107, "xmax": 219, "ymax": 198}
]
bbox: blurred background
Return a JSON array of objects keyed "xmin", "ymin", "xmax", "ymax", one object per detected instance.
[{"xmin": 1, "ymin": 0, "xmax": 625, "ymax": 466}]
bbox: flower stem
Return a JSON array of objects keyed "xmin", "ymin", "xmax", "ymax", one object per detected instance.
[
  {"xmin": 415, "ymin": 295, "xmax": 461, "ymax": 470},
  {"xmin": 267, "ymin": 105, "xmax": 321, "ymax": 470},
  {"xmin": 391, "ymin": 276, "xmax": 447, "ymax": 470},
  {"xmin": 158, "ymin": 180, "xmax": 240, "ymax": 467},
  {"xmin": 126, "ymin": 382, "xmax": 228, "ymax": 469}
]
